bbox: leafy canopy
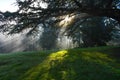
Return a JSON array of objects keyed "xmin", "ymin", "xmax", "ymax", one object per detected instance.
[
  {"xmin": 0, "ymin": 0, "xmax": 120, "ymax": 34},
  {"xmin": 0, "ymin": 0, "xmax": 120, "ymax": 47}
]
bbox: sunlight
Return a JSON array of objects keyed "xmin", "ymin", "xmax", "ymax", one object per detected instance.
[
  {"xmin": 0, "ymin": 0, "xmax": 18, "ymax": 12},
  {"xmin": 49, "ymin": 50, "xmax": 68, "ymax": 60},
  {"xmin": 22, "ymin": 50, "xmax": 68, "ymax": 80},
  {"xmin": 81, "ymin": 52, "xmax": 115, "ymax": 65},
  {"xmin": 31, "ymin": 1, "xmax": 48, "ymax": 9},
  {"xmin": 64, "ymin": 15, "xmax": 71, "ymax": 22},
  {"xmin": 40, "ymin": 1, "xmax": 48, "ymax": 9},
  {"xmin": 59, "ymin": 15, "xmax": 75, "ymax": 27}
]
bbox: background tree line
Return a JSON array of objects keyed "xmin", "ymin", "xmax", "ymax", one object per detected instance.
[{"xmin": 0, "ymin": 0, "xmax": 120, "ymax": 52}]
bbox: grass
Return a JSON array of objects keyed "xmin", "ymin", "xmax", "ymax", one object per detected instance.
[{"xmin": 0, "ymin": 46, "xmax": 120, "ymax": 80}]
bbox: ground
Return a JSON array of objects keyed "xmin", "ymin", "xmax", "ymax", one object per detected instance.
[{"xmin": 0, "ymin": 46, "xmax": 120, "ymax": 80}]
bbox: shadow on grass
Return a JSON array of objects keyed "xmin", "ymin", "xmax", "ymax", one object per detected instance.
[{"xmin": 0, "ymin": 51, "xmax": 51, "ymax": 80}]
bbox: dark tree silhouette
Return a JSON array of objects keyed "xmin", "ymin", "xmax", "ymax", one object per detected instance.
[
  {"xmin": 0, "ymin": 0, "xmax": 120, "ymax": 33},
  {"xmin": 0, "ymin": 0, "xmax": 120, "ymax": 47}
]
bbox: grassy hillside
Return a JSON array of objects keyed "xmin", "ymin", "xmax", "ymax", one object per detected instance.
[{"xmin": 0, "ymin": 46, "xmax": 120, "ymax": 80}]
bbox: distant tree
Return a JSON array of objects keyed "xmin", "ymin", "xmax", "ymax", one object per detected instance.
[
  {"xmin": 65, "ymin": 17, "xmax": 115, "ymax": 47},
  {"xmin": 81, "ymin": 17, "xmax": 113, "ymax": 47},
  {"xmin": 38, "ymin": 24, "xmax": 59, "ymax": 50}
]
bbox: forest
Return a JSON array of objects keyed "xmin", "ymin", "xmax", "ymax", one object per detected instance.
[
  {"xmin": 0, "ymin": 0, "xmax": 120, "ymax": 80},
  {"xmin": 0, "ymin": 0, "xmax": 120, "ymax": 52}
]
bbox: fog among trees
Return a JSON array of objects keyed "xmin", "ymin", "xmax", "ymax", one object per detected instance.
[{"xmin": 0, "ymin": 0, "xmax": 120, "ymax": 53}]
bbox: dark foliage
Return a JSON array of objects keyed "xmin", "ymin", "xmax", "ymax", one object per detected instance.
[{"xmin": 0, "ymin": 0, "xmax": 120, "ymax": 47}]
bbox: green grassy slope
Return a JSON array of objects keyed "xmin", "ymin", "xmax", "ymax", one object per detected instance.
[{"xmin": 0, "ymin": 46, "xmax": 120, "ymax": 80}]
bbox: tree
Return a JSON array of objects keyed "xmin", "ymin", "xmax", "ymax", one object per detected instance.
[
  {"xmin": 64, "ymin": 17, "xmax": 115, "ymax": 47},
  {"xmin": 0, "ymin": 0, "xmax": 120, "ymax": 33},
  {"xmin": 0, "ymin": 0, "xmax": 120, "ymax": 47},
  {"xmin": 38, "ymin": 24, "xmax": 59, "ymax": 50}
]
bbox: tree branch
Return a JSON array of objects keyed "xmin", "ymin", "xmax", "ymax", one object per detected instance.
[{"xmin": 73, "ymin": 0, "xmax": 83, "ymax": 8}]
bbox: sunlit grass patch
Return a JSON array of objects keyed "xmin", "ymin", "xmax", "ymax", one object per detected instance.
[
  {"xmin": 21, "ymin": 50, "xmax": 68, "ymax": 80},
  {"xmin": 0, "ymin": 46, "xmax": 120, "ymax": 80}
]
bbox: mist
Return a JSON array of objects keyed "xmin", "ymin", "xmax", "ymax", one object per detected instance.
[{"xmin": 0, "ymin": 27, "xmax": 77, "ymax": 53}]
